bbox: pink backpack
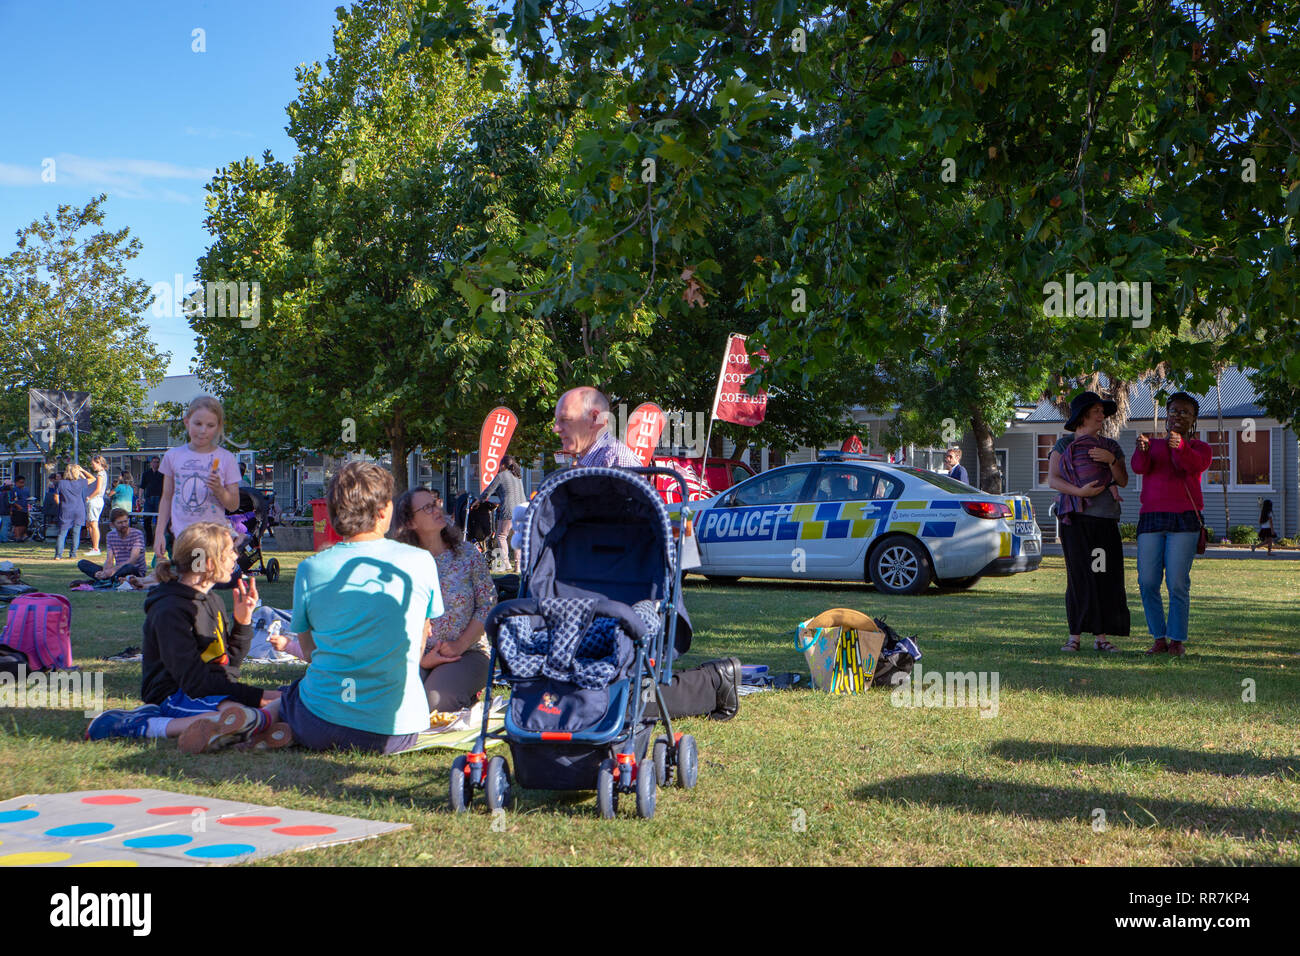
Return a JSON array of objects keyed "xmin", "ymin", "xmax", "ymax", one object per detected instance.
[{"xmin": 1, "ymin": 593, "xmax": 73, "ymax": 670}]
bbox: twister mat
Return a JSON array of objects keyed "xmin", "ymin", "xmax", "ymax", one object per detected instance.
[{"xmin": 0, "ymin": 789, "xmax": 409, "ymax": 867}]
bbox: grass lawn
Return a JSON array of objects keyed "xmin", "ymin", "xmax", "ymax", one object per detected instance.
[{"xmin": 1, "ymin": 541, "xmax": 1297, "ymax": 866}]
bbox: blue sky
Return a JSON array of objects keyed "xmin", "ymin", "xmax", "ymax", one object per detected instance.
[{"xmin": 0, "ymin": 0, "xmax": 344, "ymax": 374}]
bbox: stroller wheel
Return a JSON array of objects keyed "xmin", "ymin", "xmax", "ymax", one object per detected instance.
[
  {"xmin": 635, "ymin": 756, "xmax": 657, "ymax": 819},
  {"xmin": 653, "ymin": 736, "xmax": 671, "ymax": 787},
  {"xmin": 449, "ymin": 755, "xmax": 473, "ymax": 813},
  {"xmin": 596, "ymin": 758, "xmax": 619, "ymax": 819},
  {"xmin": 675, "ymin": 735, "xmax": 699, "ymax": 790},
  {"xmin": 265, "ymin": 558, "xmax": 280, "ymax": 583},
  {"xmin": 485, "ymin": 755, "xmax": 514, "ymax": 812}
]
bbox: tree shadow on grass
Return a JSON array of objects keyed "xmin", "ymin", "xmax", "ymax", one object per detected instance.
[
  {"xmin": 853, "ymin": 773, "xmax": 1298, "ymax": 839},
  {"xmin": 988, "ymin": 740, "xmax": 1300, "ymax": 779}
]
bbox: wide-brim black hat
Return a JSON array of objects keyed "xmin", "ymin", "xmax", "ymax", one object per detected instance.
[{"xmin": 1064, "ymin": 390, "xmax": 1118, "ymax": 431}]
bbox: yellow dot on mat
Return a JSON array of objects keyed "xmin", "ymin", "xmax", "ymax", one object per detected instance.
[
  {"xmin": 0, "ymin": 851, "xmax": 72, "ymax": 866},
  {"xmin": 69, "ymin": 860, "xmax": 140, "ymax": 867}
]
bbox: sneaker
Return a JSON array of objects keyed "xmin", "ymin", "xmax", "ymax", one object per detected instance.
[
  {"xmin": 85, "ymin": 706, "xmax": 161, "ymax": 741},
  {"xmin": 1168, "ymin": 641, "xmax": 1186, "ymax": 657},
  {"xmin": 1145, "ymin": 637, "xmax": 1170, "ymax": 655},
  {"xmin": 233, "ymin": 722, "xmax": 293, "ymax": 752},
  {"xmin": 177, "ymin": 705, "xmax": 264, "ymax": 755},
  {"xmin": 86, "ymin": 549, "xmax": 102, "ymax": 556}
]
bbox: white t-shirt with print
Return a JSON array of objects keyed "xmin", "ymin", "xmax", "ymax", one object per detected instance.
[{"xmin": 161, "ymin": 444, "xmax": 241, "ymax": 536}]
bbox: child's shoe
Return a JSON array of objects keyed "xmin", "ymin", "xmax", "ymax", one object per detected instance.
[
  {"xmin": 177, "ymin": 705, "xmax": 263, "ymax": 755},
  {"xmin": 85, "ymin": 705, "xmax": 161, "ymax": 741},
  {"xmin": 234, "ymin": 722, "xmax": 293, "ymax": 752}
]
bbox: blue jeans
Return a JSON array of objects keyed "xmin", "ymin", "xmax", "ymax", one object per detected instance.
[
  {"xmin": 1136, "ymin": 531, "xmax": 1199, "ymax": 643},
  {"xmin": 0, "ymin": 515, "xmax": 9, "ymax": 543},
  {"xmin": 56, "ymin": 520, "xmax": 84, "ymax": 557}
]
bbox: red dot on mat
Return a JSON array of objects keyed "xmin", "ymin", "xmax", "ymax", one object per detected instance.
[
  {"xmin": 218, "ymin": 816, "xmax": 281, "ymax": 827},
  {"xmin": 82, "ymin": 795, "xmax": 142, "ymax": 805},
  {"xmin": 147, "ymin": 805, "xmax": 209, "ymax": 816},
  {"xmin": 271, "ymin": 825, "xmax": 337, "ymax": 836}
]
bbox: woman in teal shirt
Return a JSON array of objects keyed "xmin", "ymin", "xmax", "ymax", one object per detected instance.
[{"xmin": 111, "ymin": 471, "xmax": 135, "ymax": 513}]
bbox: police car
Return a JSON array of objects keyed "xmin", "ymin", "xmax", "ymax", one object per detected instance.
[{"xmin": 685, "ymin": 453, "xmax": 1042, "ymax": 594}]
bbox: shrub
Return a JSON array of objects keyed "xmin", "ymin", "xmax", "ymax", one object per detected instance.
[
  {"xmin": 1228, "ymin": 525, "xmax": 1259, "ymax": 546},
  {"xmin": 1118, "ymin": 523, "xmax": 1138, "ymax": 542}
]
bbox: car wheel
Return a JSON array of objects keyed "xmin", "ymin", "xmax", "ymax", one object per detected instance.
[
  {"xmin": 868, "ymin": 537, "xmax": 933, "ymax": 595},
  {"xmin": 938, "ymin": 575, "xmax": 980, "ymax": 590},
  {"xmin": 704, "ymin": 575, "xmax": 740, "ymax": 585}
]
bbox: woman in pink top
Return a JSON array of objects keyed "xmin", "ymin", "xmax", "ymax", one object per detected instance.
[{"xmin": 1130, "ymin": 392, "xmax": 1213, "ymax": 657}]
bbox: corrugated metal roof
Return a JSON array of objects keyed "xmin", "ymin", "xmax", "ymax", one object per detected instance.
[{"xmin": 1023, "ymin": 367, "xmax": 1267, "ymax": 422}]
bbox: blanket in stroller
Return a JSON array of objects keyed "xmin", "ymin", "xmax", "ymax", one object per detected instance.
[{"xmin": 495, "ymin": 596, "xmax": 658, "ymax": 690}]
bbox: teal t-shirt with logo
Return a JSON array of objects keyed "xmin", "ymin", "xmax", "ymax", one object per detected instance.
[{"xmin": 291, "ymin": 538, "xmax": 443, "ymax": 735}]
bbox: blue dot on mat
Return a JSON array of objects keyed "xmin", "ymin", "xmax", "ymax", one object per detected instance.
[
  {"xmin": 124, "ymin": 834, "xmax": 193, "ymax": 848},
  {"xmin": 0, "ymin": 810, "xmax": 39, "ymax": 823},
  {"xmin": 184, "ymin": 843, "xmax": 257, "ymax": 859},
  {"xmin": 45, "ymin": 822, "xmax": 114, "ymax": 837}
]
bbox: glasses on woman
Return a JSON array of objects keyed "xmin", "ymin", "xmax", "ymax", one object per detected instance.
[{"xmin": 415, "ymin": 502, "xmax": 441, "ymax": 515}]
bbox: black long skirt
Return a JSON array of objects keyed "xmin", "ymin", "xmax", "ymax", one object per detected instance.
[{"xmin": 1060, "ymin": 514, "xmax": 1130, "ymax": 636}]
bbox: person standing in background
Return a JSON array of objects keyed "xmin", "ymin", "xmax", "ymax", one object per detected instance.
[
  {"xmin": 944, "ymin": 447, "xmax": 970, "ymax": 485},
  {"xmin": 54, "ymin": 463, "xmax": 91, "ymax": 560},
  {"xmin": 483, "ymin": 454, "xmax": 526, "ymax": 571},
  {"xmin": 139, "ymin": 456, "xmax": 165, "ymax": 546},
  {"xmin": 1132, "ymin": 392, "xmax": 1213, "ymax": 657},
  {"xmin": 84, "ymin": 454, "xmax": 109, "ymax": 556}
]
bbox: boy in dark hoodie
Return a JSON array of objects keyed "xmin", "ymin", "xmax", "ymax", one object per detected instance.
[{"xmin": 86, "ymin": 521, "xmax": 290, "ymax": 753}]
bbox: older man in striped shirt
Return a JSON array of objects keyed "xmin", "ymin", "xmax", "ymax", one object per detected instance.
[{"xmin": 553, "ymin": 386, "xmax": 645, "ymax": 468}]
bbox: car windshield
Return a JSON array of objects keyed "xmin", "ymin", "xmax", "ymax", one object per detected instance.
[{"xmin": 897, "ymin": 467, "xmax": 983, "ymax": 493}]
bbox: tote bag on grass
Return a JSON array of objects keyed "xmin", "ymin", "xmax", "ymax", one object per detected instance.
[{"xmin": 794, "ymin": 608, "xmax": 885, "ymax": 694}]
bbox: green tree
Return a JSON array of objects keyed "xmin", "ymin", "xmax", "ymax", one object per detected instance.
[
  {"xmin": 191, "ymin": 0, "xmax": 559, "ymax": 494},
  {"xmin": 415, "ymin": 1, "xmax": 1298, "ymax": 419},
  {"xmin": 0, "ymin": 195, "xmax": 169, "ymax": 457}
]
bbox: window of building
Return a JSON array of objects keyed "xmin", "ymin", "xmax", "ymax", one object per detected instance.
[
  {"xmin": 1202, "ymin": 428, "xmax": 1271, "ymax": 488},
  {"xmin": 1035, "ymin": 434, "xmax": 1058, "ymax": 487}
]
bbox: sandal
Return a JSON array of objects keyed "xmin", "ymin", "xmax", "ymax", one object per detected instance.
[
  {"xmin": 1094, "ymin": 638, "xmax": 1120, "ymax": 653},
  {"xmin": 1061, "ymin": 637, "xmax": 1081, "ymax": 652}
]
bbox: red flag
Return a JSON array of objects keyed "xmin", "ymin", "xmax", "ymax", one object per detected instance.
[
  {"xmin": 842, "ymin": 434, "xmax": 864, "ymax": 454},
  {"xmin": 479, "ymin": 406, "xmax": 518, "ymax": 492},
  {"xmin": 626, "ymin": 403, "xmax": 666, "ymax": 466},
  {"xmin": 711, "ymin": 333, "xmax": 768, "ymax": 426}
]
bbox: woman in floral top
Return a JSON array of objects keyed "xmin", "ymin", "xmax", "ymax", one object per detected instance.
[{"xmin": 390, "ymin": 488, "xmax": 498, "ymax": 711}]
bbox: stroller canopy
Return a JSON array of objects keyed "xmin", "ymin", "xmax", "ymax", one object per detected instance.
[{"xmin": 520, "ymin": 466, "xmax": 691, "ymax": 652}]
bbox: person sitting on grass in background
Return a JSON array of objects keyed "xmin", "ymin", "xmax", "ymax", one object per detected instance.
[
  {"xmin": 77, "ymin": 509, "xmax": 147, "ymax": 584},
  {"xmin": 154, "ymin": 396, "xmax": 241, "ymax": 564},
  {"xmin": 111, "ymin": 470, "xmax": 135, "ymax": 514},
  {"xmin": 85, "ymin": 521, "xmax": 290, "ymax": 753},
  {"xmin": 250, "ymin": 461, "xmax": 444, "ymax": 753},
  {"xmin": 1253, "ymin": 499, "xmax": 1276, "ymax": 555}
]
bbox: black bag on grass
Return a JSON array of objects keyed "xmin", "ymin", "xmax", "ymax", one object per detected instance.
[{"xmin": 871, "ymin": 616, "xmax": 921, "ymax": 687}]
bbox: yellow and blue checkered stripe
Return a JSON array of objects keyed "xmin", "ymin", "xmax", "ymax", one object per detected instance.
[{"xmin": 697, "ymin": 499, "xmax": 967, "ymax": 543}]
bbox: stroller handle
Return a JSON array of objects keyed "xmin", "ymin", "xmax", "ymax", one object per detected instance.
[{"xmin": 485, "ymin": 596, "xmax": 649, "ymax": 643}]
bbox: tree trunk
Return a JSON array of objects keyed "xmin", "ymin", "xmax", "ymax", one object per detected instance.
[
  {"xmin": 1103, "ymin": 376, "xmax": 1132, "ymax": 438},
  {"xmin": 729, "ymin": 437, "xmax": 749, "ymax": 465},
  {"xmin": 389, "ymin": 417, "xmax": 409, "ymax": 498},
  {"xmin": 970, "ymin": 405, "xmax": 1002, "ymax": 493}
]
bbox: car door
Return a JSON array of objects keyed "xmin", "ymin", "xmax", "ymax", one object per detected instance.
[
  {"xmin": 800, "ymin": 465, "xmax": 903, "ymax": 575},
  {"xmin": 696, "ymin": 466, "xmax": 817, "ymax": 574}
]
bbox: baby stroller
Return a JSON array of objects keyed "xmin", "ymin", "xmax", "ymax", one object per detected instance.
[
  {"xmin": 224, "ymin": 487, "xmax": 280, "ymax": 584},
  {"xmin": 451, "ymin": 466, "xmax": 698, "ymax": 819},
  {"xmin": 453, "ymin": 491, "xmax": 499, "ymax": 561}
]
